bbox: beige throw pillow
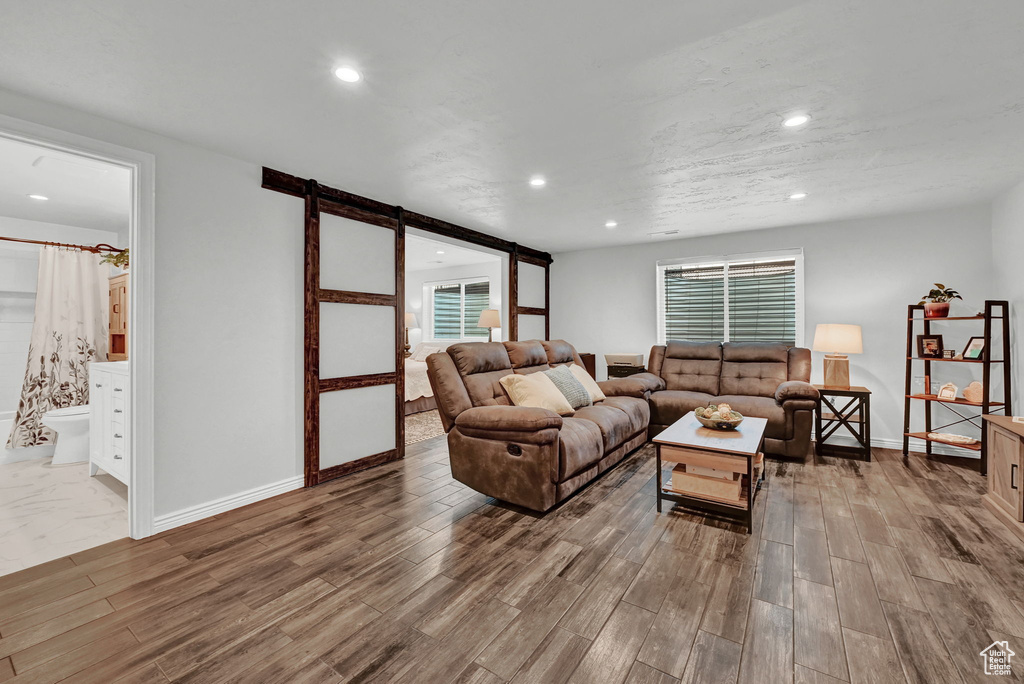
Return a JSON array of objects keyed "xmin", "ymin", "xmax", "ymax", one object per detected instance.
[
  {"xmin": 568, "ymin": 364, "xmax": 606, "ymax": 403},
  {"xmin": 499, "ymin": 372, "xmax": 575, "ymax": 416}
]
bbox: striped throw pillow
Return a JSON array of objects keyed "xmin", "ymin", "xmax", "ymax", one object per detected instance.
[{"xmin": 544, "ymin": 365, "xmax": 592, "ymax": 410}]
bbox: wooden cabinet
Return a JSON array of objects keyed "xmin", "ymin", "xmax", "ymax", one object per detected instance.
[
  {"xmin": 983, "ymin": 416, "xmax": 1024, "ymax": 541},
  {"xmin": 89, "ymin": 361, "xmax": 130, "ymax": 486},
  {"xmin": 108, "ymin": 273, "xmax": 128, "ymax": 361}
]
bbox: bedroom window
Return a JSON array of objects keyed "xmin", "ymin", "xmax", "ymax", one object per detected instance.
[
  {"xmin": 656, "ymin": 249, "xmax": 804, "ymax": 346},
  {"xmin": 428, "ymin": 278, "xmax": 490, "ymax": 339}
]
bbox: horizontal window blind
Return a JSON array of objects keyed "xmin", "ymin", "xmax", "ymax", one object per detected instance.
[
  {"xmin": 432, "ymin": 284, "xmax": 462, "ymax": 339},
  {"xmin": 661, "ymin": 254, "xmax": 800, "ymax": 346},
  {"xmin": 664, "ymin": 264, "xmax": 725, "ymax": 342},
  {"xmin": 463, "ymin": 281, "xmax": 490, "ymax": 338},
  {"xmin": 727, "ymin": 259, "xmax": 797, "ymax": 346}
]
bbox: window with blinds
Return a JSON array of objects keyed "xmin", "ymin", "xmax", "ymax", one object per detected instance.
[
  {"xmin": 659, "ymin": 253, "xmax": 801, "ymax": 346},
  {"xmin": 430, "ymin": 279, "xmax": 490, "ymax": 339}
]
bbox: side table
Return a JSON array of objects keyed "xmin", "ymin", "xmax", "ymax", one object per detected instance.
[{"xmin": 814, "ymin": 385, "xmax": 871, "ymax": 461}]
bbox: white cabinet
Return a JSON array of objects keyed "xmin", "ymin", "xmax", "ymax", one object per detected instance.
[{"xmin": 89, "ymin": 361, "xmax": 129, "ymax": 485}]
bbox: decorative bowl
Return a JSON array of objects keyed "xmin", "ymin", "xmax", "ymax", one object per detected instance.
[{"xmin": 695, "ymin": 406, "xmax": 744, "ymax": 430}]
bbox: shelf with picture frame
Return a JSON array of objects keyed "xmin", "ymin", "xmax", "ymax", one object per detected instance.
[{"xmin": 902, "ymin": 300, "xmax": 1013, "ymax": 476}]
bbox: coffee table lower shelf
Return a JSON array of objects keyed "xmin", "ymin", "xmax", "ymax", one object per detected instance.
[{"xmin": 657, "ymin": 467, "xmax": 765, "ymax": 533}]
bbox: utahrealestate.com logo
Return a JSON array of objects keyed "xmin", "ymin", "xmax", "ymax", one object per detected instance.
[{"xmin": 981, "ymin": 641, "xmax": 1015, "ymax": 676}]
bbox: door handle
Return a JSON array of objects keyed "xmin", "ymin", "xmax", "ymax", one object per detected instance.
[
  {"xmin": 114, "ymin": 387, "xmax": 123, "ymax": 392},
  {"xmin": 1013, "ymin": 464, "xmax": 1019, "ymax": 490},
  {"xmin": 114, "ymin": 433, "xmax": 123, "ymax": 439},
  {"xmin": 114, "ymin": 409, "xmax": 122, "ymax": 414},
  {"xmin": 114, "ymin": 454, "xmax": 123, "ymax": 460},
  {"xmin": 95, "ymin": 383, "xmax": 103, "ymax": 388}
]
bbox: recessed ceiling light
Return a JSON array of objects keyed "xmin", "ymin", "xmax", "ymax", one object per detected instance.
[
  {"xmin": 783, "ymin": 114, "xmax": 810, "ymax": 127},
  {"xmin": 789, "ymin": 192, "xmax": 807, "ymax": 200},
  {"xmin": 436, "ymin": 250, "xmax": 445, "ymax": 255},
  {"xmin": 334, "ymin": 66, "xmax": 361, "ymax": 83},
  {"xmin": 605, "ymin": 221, "xmax": 617, "ymax": 228},
  {"xmin": 27, "ymin": 194, "xmax": 49, "ymax": 201},
  {"xmin": 529, "ymin": 177, "xmax": 546, "ymax": 187}
]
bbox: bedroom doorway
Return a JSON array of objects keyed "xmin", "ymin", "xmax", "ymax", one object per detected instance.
[{"xmin": 403, "ymin": 231, "xmax": 507, "ymax": 445}]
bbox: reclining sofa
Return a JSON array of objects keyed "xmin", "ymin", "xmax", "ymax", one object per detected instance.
[
  {"xmin": 425, "ymin": 340, "xmax": 660, "ymax": 511},
  {"xmin": 646, "ymin": 341, "xmax": 819, "ymax": 458}
]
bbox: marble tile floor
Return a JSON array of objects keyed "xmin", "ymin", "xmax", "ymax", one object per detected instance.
[{"xmin": 0, "ymin": 457, "xmax": 128, "ymax": 576}]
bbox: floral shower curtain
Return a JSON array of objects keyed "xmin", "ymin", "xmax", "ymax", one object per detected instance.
[{"xmin": 6, "ymin": 247, "xmax": 109, "ymax": 448}]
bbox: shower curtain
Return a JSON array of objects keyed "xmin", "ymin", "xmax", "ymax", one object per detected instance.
[{"xmin": 6, "ymin": 247, "xmax": 109, "ymax": 448}]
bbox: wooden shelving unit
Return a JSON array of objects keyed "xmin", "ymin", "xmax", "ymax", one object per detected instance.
[{"xmin": 902, "ymin": 300, "xmax": 1012, "ymax": 475}]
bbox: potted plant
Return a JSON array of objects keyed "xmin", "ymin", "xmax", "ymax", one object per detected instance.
[
  {"xmin": 100, "ymin": 248, "xmax": 129, "ymax": 271},
  {"xmin": 918, "ymin": 283, "xmax": 962, "ymax": 318}
]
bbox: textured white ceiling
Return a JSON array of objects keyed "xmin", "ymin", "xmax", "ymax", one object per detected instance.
[
  {"xmin": 0, "ymin": 136, "xmax": 130, "ymax": 234},
  {"xmin": 0, "ymin": 1, "xmax": 1022, "ymax": 252}
]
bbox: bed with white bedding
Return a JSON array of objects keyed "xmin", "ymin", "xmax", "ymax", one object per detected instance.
[{"xmin": 404, "ymin": 340, "xmax": 477, "ymax": 414}]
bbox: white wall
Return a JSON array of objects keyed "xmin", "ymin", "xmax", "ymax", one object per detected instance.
[
  {"xmin": 551, "ymin": 205, "xmax": 995, "ymax": 449},
  {"xmin": 0, "ymin": 217, "xmax": 120, "ymax": 416},
  {"xmin": 0, "ymin": 87, "xmax": 305, "ymax": 519},
  {"xmin": 406, "ymin": 260, "xmax": 504, "ymax": 347},
  {"xmin": 992, "ymin": 179, "xmax": 1024, "ymax": 413}
]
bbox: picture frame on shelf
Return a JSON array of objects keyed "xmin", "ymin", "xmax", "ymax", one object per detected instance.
[
  {"xmin": 917, "ymin": 334, "xmax": 944, "ymax": 358},
  {"xmin": 962, "ymin": 336, "xmax": 986, "ymax": 360},
  {"xmin": 937, "ymin": 382, "xmax": 958, "ymax": 400},
  {"xmin": 942, "ymin": 349, "xmax": 956, "ymax": 359}
]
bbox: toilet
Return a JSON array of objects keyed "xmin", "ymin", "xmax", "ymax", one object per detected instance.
[{"xmin": 40, "ymin": 405, "xmax": 91, "ymax": 465}]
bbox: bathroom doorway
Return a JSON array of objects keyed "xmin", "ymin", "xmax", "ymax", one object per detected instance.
[{"xmin": 0, "ymin": 122, "xmax": 152, "ymax": 576}]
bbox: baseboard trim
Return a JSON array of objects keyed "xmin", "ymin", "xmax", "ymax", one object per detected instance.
[
  {"xmin": 153, "ymin": 475, "xmax": 304, "ymax": 534},
  {"xmin": 871, "ymin": 436, "xmax": 979, "ymax": 459}
]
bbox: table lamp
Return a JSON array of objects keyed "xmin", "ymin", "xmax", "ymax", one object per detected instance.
[
  {"xmin": 404, "ymin": 312, "xmax": 418, "ymax": 357},
  {"xmin": 812, "ymin": 323, "xmax": 863, "ymax": 388},
  {"xmin": 477, "ymin": 309, "xmax": 501, "ymax": 342}
]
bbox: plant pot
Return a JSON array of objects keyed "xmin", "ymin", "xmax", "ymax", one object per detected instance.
[{"xmin": 924, "ymin": 302, "xmax": 950, "ymax": 318}]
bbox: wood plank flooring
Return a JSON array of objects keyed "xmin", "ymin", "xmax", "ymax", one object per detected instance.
[{"xmin": 1, "ymin": 436, "xmax": 1022, "ymax": 683}]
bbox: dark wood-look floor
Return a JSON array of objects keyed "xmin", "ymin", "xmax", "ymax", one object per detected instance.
[{"xmin": 1, "ymin": 437, "xmax": 1022, "ymax": 684}]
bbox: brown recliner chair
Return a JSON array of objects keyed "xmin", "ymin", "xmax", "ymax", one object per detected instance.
[
  {"xmin": 647, "ymin": 341, "xmax": 819, "ymax": 458},
  {"xmin": 426, "ymin": 339, "xmax": 663, "ymax": 512}
]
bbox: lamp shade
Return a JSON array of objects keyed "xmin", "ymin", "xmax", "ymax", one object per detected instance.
[
  {"xmin": 812, "ymin": 324, "xmax": 863, "ymax": 354},
  {"xmin": 404, "ymin": 312, "xmax": 418, "ymax": 329},
  {"xmin": 477, "ymin": 309, "xmax": 501, "ymax": 329}
]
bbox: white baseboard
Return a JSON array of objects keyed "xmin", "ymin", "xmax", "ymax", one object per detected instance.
[{"xmin": 153, "ymin": 475, "xmax": 304, "ymax": 534}]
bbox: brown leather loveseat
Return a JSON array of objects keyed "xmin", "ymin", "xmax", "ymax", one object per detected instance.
[
  {"xmin": 426, "ymin": 339, "xmax": 661, "ymax": 512},
  {"xmin": 646, "ymin": 341, "xmax": 819, "ymax": 458}
]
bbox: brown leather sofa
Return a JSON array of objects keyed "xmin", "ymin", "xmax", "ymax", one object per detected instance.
[
  {"xmin": 646, "ymin": 341, "xmax": 819, "ymax": 458},
  {"xmin": 426, "ymin": 339, "xmax": 661, "ymax": 512}
]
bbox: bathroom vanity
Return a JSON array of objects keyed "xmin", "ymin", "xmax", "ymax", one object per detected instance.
[{"xmin": 89, "ymin": 361, "xmax": 130, "ymax": 486}]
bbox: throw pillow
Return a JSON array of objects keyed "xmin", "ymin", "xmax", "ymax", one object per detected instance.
[
  {"xmin": 568, "ymin": 364, "xmax": 606, "ymax": 403},
  {"xmin": 499, "ymin": 372, "xmax": 575, "ymax": 416},
  {"xmin": 543, "ymin": 365, "xmax": 592, "ymax": 410}
]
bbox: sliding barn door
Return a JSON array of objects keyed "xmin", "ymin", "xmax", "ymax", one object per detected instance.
[
  {"xmin": 509, "ymin": 251, "xmax": 550, "ymax": 341},
  {"xmin": 304, "ymin": 182, "xmax": 404, "ymax": 486}
]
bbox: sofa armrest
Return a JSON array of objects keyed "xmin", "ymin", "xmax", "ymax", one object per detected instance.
[
  {"xmin": 454, "ymin": 405, "xmax": 563, "ymax": 432},
  {"xmin": 599, "ymin": 372, "xmax": 666, "ymax": 398},
  {"xmin": 775, "ymin": 381, "xmax": 820, "ymax": 405}
]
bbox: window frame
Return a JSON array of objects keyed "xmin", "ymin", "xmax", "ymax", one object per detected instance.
[
  {"xmin": 423, "ymin": 275, "xmax": 491, "ymax": 340},
  {"xmin": 656, "ymin": 248, "xmax": 805, "ymax": 347}
]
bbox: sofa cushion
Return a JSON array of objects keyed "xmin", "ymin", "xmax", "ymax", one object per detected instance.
[
  {"xmin": 542, "ymin": 339, "xmax": 580, "ymax": 367},
  {"xmin": 558, "ymin": 417, "xmax": 604, "ymax": 480},
  {"xmin": 720, "ymin": 343, "xmax": 790, "ymax": 397},
  {"xmin": 599, "ymin": 396, "xmax": 650, "ymax": 436},
  {"xmin": 661, "ymin": 341, "xmax": 723, "ymax": 394},
  {"xmin": 713, "ymin": 394, "xmax": 788, "ymax": 440},
  {"xmin": 573, "ymin": 405, "xmax": 632, "ymax": 451},
  {"xmin": 504, "ymin": 340, "xmax": 549, "ymax": 369},
  {"xmin": 649, "ymin": 390, "xmax": 716, "ymax": 426},
  {"xmin": 449, "ymin": 341, "xmax": 512, "ymax": 375}
]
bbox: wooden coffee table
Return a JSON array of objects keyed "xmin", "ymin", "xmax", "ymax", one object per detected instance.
[{"xmin": 653, "ymin": 411, "xmax": 768, "ymax": 533}]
